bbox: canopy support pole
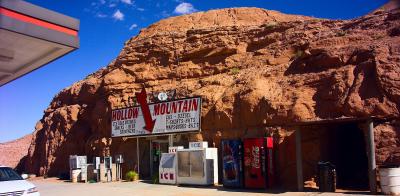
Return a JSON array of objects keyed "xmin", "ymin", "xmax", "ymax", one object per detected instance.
[
  {"xmin": 169, "ymin": 134, "xmax": 174, "ymax": 147},
  {"xmin": 366, "ymin": 120, "xmax": 377, "ymax": 194},
  {"xmin": 295, "ymin": 128, "xmax": 303, "ymax": 191}
]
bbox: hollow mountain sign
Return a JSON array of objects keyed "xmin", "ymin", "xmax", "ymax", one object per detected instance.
[{"xmin": 111, "ymin": 94, "xmax": 201, "ymax": 137}]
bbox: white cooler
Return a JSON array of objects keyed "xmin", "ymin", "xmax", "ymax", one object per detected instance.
[
  {"xmin": 176, "ymin": 142, "xmax": 218, "ymax": 185},
  {"xmin": 159, "ymin": 146, "xmax": 183, "ymax": 184}
]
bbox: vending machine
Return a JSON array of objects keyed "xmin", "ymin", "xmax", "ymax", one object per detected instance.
[
  {"xmin": 221, "ymin": 139, "xmax": 243, "ymax": 188},
  {"xmin": 177, "ymin": 142, "xmax": 218, "ymax": 185},
  {"xmin": 159, "ymin": 146, "xmax": 183, "ymax": 184},
  {"xmin": 243, "ymin": 137, "xmax": 274, "ymax": 189}
]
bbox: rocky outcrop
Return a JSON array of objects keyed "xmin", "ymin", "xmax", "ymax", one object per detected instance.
[
  {"xmin": 0, "ymin": 134, "xmax": 32, "ymax": 170},
  {"xmin": 24, "ymin": 7, "xmax": 400, "ymax": 187}
]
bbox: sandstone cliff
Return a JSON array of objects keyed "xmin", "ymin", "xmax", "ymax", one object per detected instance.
[
  {"xmin": 0, "ymin": 134, "xmax": 32, "ymax": 169},
  {"xmin": 24, "ymin": 7, "xmax": 400, "ymax": 186}
]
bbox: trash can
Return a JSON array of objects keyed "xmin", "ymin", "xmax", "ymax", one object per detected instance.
[
  {"xmin": 317, "ymin": 161, "xmax": 336, "ymax": 192},
  {"xmin": 71, "ymin": 169, "xmax": 81, "ymax": 183},
  {"xmin": 380, "ymin": 165, "xmax": 400, "ymax": 195}
]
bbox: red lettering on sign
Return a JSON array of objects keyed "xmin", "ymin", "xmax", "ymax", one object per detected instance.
[
  {"xmin": 160, "ymin": 103, "xmax": 166, "ymax": 115},
  {"xmin": 192, "ymin": 98, "xmax": 198, "ymax": 111},
  {"xmin": 171, "ymin": 102, "xmax": 177, "ymax": 114},
  {"xmin": 188, "ymin": 99, "xmax": 192, "ymax": 111},
  {"xmin": 133, "ymin": 108, "xmax": 139, "ymax": 119},
  {"xmin": 117, "ymin": 111, "xmax": 122, "ymax": 120},
  {"xmin": 112, "ymin": 111, "xmax": 117, "ymax": 121},
  {"xmin": 178, "ymin": 100, "xmax": 183, "ymax": 112},
  {"xmin": 154, "ymin": 104, "xmax": 161, "ymax": 116},
  {"xmin": 170, "ymin": 173, "xmax": 174, "ymax": 180},
  {"xmin": 182, "ymin": 100, "xmax": 188, "ymax": 112},
  {"xmin": 166, "ymin": 103, "xmax": 171, "ymax": 114}
]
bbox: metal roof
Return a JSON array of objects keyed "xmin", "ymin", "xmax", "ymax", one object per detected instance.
[{"xmin": 0, "ymin": 0, "xmax": 79, "ymax": 86}]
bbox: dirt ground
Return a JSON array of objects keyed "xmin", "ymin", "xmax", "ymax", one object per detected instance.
[{"xmin": 29, "ymin": 178, "xmax": 371, "ymax": 196}]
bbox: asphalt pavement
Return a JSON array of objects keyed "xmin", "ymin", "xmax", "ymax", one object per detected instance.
[{"xmin": 31, "ymin": 178, "xmax": 371, "ymax": 196}]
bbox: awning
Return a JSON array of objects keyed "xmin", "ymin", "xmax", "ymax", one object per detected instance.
[{"xmin": 0, "ymin": 0, "xmax": 79, "ymax": 86}]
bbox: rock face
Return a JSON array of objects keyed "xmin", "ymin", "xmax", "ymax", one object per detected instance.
[
  {"xmin": 24, "ymin": 7, "xmax": 400, "ymax": 188},
  {"xmin": 0, "ymin": 134, "xmax": 32, "ymax": 169}
]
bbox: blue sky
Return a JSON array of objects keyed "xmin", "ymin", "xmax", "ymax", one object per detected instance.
[{"xmin": 0, "ymin": 0, "xmax": 388, "ymax": 142}]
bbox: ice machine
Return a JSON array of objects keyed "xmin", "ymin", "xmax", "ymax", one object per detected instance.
[
  {"xmin": 159, "ymin": 146, "xmax": 183, "ymax": 184},
  {"xmin": 177, "ymin": 142, "xmax": 218, "ymax": 185}
]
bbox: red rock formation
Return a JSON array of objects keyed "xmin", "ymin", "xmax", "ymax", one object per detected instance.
[
  {"xmin": 0, "ymin": 134, "xmax": 32, "ymax": 169},
  {"xmin": 24, "ymin": 7, "xmax": 400, "ymax": 188}
]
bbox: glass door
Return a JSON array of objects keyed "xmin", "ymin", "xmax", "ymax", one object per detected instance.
[
  {"xmin": 178, "ymin": 151, "xmax": 190, "ymax": 177},
  {"xmin": 151, "ymin": 140, "xmax": 170, "ymax": 178},
  {"xmin": 190, "ymin": 150, "xmax": 204, "ymax": 178}
]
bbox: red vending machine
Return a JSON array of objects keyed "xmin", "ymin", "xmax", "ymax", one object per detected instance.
[{"xmin": 243, "ymin": 137, "xmax": 274, "ymax": 189}]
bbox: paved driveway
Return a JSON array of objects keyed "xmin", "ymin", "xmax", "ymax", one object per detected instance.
[{"xmin": 31, "ymin": 178, "xmax": 369, "ymax": 196}]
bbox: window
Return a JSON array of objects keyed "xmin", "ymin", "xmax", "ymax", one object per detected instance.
[{"xmin": 0, "ymin": 167, "xmax": 23, "ymax": 181}]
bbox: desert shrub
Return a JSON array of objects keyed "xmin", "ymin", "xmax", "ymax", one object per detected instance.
[
  {"xmin": 336, "ymin": 30, "xmax": 346, "ymax": 37},
  {"xmin": 125, "ymin": 170, "xmax": 138, "ymax": 181},
  {"xmin": 265, "ymin": 22, "xmax": 278, "ymax": 28},
  {"xmin": 291, "ymin": 50, "xmax": 304, "ymax": 60},
  {"xmin": 230, "ymin": 67, "xmax": 240, "ymax": 75},
  {"xmin": 152, "ymin": 173, "xmax": 159, "ymax": 184}
]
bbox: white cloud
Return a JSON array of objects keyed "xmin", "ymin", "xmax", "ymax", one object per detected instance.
[
  {"xmin": 137, "ymin": 8, "xmax": 145, "ymax": 11},
  {"xmin": 96, "ymin": 13, "xmax": 107, "ymax": 18},
  {"xmin": 161, "ymin": 10, "xmax": 170, "ymax": 18},
  {"xmin": 174, "ymin": 2, "xmax": 197, "ymax": 15},
  {"xmin": 109, "ymin": 3, "xmax": 116, "ymax": 7},
  {"xmin": 129, "ymin": 24, "xmax": 138, "ymax": 30},
  {"xmin": 99, "ymin": 0, "xmax": 106, "ymax": 4},
  {"xmin": 112, "ymin": 10, "xmax": 124, "ymax": 20},
  {"xmin": 121, "ymin": 0, "xmax": 133, "ymax": 5}
]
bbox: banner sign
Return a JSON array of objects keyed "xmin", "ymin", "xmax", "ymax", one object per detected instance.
[{"xmin": 111, "ymin": 97, "xmax": 201, "ymax": 137}]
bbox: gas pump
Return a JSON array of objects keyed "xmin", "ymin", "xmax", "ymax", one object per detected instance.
[
  {"xmin": 115, "ymin": 154, "xmax": 124, "ymax": 181},
  {"xmin": 93, "ymin": 157, "xmax": 100, "ymax": 182},
  {"xmin": 104, "ymin": 156, "xmax": 112, "ymax": 182}
]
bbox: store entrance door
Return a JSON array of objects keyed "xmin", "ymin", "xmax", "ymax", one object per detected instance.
[{"xmin": 150, "ymin": 140, "xmax": 169, "ymax": 179}]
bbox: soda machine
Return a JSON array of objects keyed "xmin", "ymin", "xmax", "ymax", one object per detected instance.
[
  {"xmin": 243, "ymin": 137, "xmax": 274, "ymax": 189},
  {"xmin": 221, "ymin": 139, "xmax": 243, "ymax": 188}
]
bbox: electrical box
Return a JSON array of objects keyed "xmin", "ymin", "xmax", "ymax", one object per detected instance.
[
  {"xmin": 69, "ymin": 155, "xmax": 87, "ymax": 170},
  {"xmin": 93, "ymin": 157, "xmax": 101, "ymax": 170},
  {"xmin": 104, "ymin": 156, "xmax": 112, "ymax": 169},
  {"xmin": 115, "ymin": 154, "xmax": 124, "ymax": 164},
  {"xmin": 99, "ymin": 163, "xmax": 117, "ymax": 182}
]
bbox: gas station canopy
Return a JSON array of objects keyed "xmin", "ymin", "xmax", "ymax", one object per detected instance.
[{"xmin": 0, "ymin": 0, "xmax": 79, "ymax": 86}]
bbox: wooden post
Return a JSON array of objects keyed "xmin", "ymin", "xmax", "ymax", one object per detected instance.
[
  {"xmin": 169, "ymin": 134, "xmax": 174, "ymax": 147},
  {"xmin": 136, "ymin": 137, "xmax": 140, "ymax": 178},
  {"xmin": 295, "ymin": 128, "xmax": 304, "ymax": 191},
  {"xmin": 366, "ymin": 120, "xmax": 377, "ymax": 194}
]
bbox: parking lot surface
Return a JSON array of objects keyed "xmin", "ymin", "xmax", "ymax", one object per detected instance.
[{"xmin": 31, "ymin": 178, "xmax": 369, "ymax": 196}]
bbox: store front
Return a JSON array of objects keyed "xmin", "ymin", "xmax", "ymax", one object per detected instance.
[
  {"xmin": 110, "ymin": 87, "xmax": 388, "ymax": 194},
  {"xmin": 111, "ymin": 88, "xmax": 202, "ymax": 179}
]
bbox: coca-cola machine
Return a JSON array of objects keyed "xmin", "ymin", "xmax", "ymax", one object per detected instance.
[
  {"xmin": 243, "ymin": 137, "xmax": 274, "ymax": 189},
  {"xmin": 221, "ymin": 139, "xmax": 243, "ymax": 188}
]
